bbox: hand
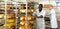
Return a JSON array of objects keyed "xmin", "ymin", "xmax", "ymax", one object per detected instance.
[
  {"xmin": 37, "ymin": 15, "xmax": 43, "ymax": 18},
  {"xmin": 37, "ymin": 16, "xmax": 41, "ymax": 18},
  {"xmin": 34, "ymin": 14, "xmax": 40, "ymax": 18},
  {"xmin": 35, "ymin": 15, "xmax": 40, "ymax": 18},
  {"xmin": 35, "ymin": 14, "xmax": 37, "ymax": 17}
]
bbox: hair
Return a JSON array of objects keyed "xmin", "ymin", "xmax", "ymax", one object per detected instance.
[
  {"xmin": 50, "ymin": 5, "xmax": 53, "ymax": 8},
  {"xmin": 39, "ymin": 4, "xmax": 43, "ymax": 7}
]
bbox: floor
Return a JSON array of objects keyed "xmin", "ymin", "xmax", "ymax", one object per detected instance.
[{"xmin": 46, "ymin": 21, "xmax": 60, "ymax": 29}]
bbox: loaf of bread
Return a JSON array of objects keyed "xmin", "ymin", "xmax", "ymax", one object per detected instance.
[
  {"xmin": 0, "ymin": 14, "xmax": 4, "ymax": 18},
  {"xmin": 19, "ymin": 26, "xmax": 26, "ymax": 29}
]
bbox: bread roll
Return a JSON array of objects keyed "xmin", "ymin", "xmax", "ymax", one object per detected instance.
[
  {"xmin": 0, "ymin": 14, "xmax": 4, "ymax": 18},
  {"xmin": 19, "ymin": 26, "xmax": 26, "ymax": 29}
]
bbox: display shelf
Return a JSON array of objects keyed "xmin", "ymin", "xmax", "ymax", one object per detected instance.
[
  {"xmin": 20, "ymin": 9, "xmax": 34, "ymax": 14},
  {"xmin": 0, "ymin": 6, "xmax": 5, "ymax": 8},
  {"xmin": 18, "ymin": 2, "xmax": 27, "ymax": 4},
  {"xmin": 19, "ymin": 1, "xmax": 36, "ymax": 29},
  {"xmin": 0, "ymin": 12, "xmax": 5, "ymax": 14},
  {"xmin": 0, "ymin": 3, "xmax": 5, "ymax": 4},
  {"xmin": 20, "ymin": 15, "xmax": 35, "ymax": 21},
  {"xmin": 0, "ymin": 1, "xmax": 5, "ymax": 29},
  {"xmin": 6, "ymin": 19, "xmax": 15, "ymax": 23},
  {"xmin": 0, "ymin": 7, "xmax": 5, "ymax": 8},
  {"xmin": 0, "ymin": 4, "xmax": 5, "ymax": 6},
  {"xmin": 0, "ymin": 0, "xmax": 36, "ymax": 29},
  {"xmin": 3, "ymin": 0, "xmax": 18, "ymax": 29}
]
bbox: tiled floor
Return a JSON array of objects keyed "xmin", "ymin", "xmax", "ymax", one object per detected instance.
[{"xmin": 46, "ymin": 21, "xmax": 60, "ymax": 29}]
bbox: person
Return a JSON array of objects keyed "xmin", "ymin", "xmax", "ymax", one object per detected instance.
[
  {"xmin": 33, "ymin": 4, "xmax": 46, "ymax": 29},
  {"xmin": 47, "ymin": 5, "xmax": 58, "ymax": 29}
]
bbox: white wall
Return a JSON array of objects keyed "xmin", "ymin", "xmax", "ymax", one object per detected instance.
[{"xmin": 27, "ymin": 0, "xmax": 58, "ymax": 2}]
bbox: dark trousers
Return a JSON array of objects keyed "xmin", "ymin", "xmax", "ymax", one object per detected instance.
[{"xmin": 51, "ymin": 28, "xmax": 58, "ymax": 29}]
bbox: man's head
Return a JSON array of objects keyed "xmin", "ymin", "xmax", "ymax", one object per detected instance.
[
  {"xmin": 48, "ymin": 5, "xmax": 53, "ymax": 10},
  {"xmin": 44, "ymin": 4, "xmax": 53, "ymax": 10},
  {"xmin": 38, "ymin": 4, "xmax": 43, "ymax": 10}
]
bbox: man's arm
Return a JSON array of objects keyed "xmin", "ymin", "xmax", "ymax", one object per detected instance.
[
  {"xmin": 36, "ymin": 10, "xmax": 46, "ymax": 18},
  {"xmin": 36, "ymin": 15, "xmax": 43, "ymax": 18}
]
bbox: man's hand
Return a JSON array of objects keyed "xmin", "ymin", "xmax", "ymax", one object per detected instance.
[
  {"xmin": 36, "ymin": 15, "xmax": 43, "ymax": 18},
  {"xmin": 37, "ymin": 16, "xmax": 41, "ymax": 18},
  {"xmin": 35, "ymin": 14, "xmax": 37, "ymax": 17},
  {"xmin": 34, "ymin": 14, "xmax": 43, "ymax": 18}
]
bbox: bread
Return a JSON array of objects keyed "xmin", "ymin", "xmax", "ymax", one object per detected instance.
[
  {"xmin": 7, "ymin": 19, "xmax": 14, "ymax": 23},
  {"xmin": 6, "ymin": 14, "xmax": 15, "ymax": 18},
  {"xmin": 4, "ymin": 23, "xmax": 14, "ymax": 28},
  {"xmin": 6, "ymin": 7, "xmax": 10, "ymax": 10},
  {"xmin": 0, "ymin": 4, "xmax": 5, "ymax": 7},
  {"xmin": 30, "ymin": 9, "xmax": 34, "ymax": 12},
  {"xmin": 0, "ymin": 8, "xmax": 5, "ymax": 10},
  {"xmin": 19, "ymin": 26, "xmax": 26, "ymax": 29},
  {"xmin": 0, "ymin": 14, "xmax": 4, "ymax": 18},
  {"xmin": 20, "ymin": 9, "xmax": 26, "ymax": 13},
  {"xmin": 20, "ymin": 16, "xmax": 25, "ymax": 20},
  {"xmin": 20, "ymin": 21, "xmax": 26, "ymax": 25}
]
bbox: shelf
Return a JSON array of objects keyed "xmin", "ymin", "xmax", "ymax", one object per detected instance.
[
  {"xmin": 0, "ymin": 18, "xmax": 4, "ymax": 19},
  {"xmin": 0, "ymin": 24, "xmax": 4, "ymax": 26},
  {"xmin": 0, "ymin": 3, "xmax": 5, "ymax": 4},
  {"xmin": 0, "ymin": 6, "xmax": 5, "ymax": 9},
  {"xmin": 0, "ymin": 13, "xmax": 4, "ymax": 14},
  {"xmin": 6, "ymin": 14, "xmax": 15, "ymax": 19},
  {"xmin": 18, "ymin": 2, "xmax": 27, "ymax": 4},
  {"xmin": 0, "ymin": 10, "xmax": 5, "ymax": 11}
]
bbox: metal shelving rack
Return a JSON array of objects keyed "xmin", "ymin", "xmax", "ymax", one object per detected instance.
[
  {"xmin": 19, "ymin": 1, "xmax": 36, "ymax": 29},
  {"xmin": 19, "ymin": 2, "xmax": 28, "ymax": 29},
  {"xmin": 4, "ymin": 0, "xmax": 18, "ymax": 29},
  {"xmin": 0, "ymin": 0, "xmax": 35, "ymax": 29},
  {"xmin": 0, "ymin": 0, "xmax": 6, "ymax": 29}
]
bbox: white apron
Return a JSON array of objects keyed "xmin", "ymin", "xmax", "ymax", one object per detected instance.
[
  {"xmin": 50, "ymin": 9, "xmax": 58, "ymax": 28},
  {"xmin": 33, "ymin": 9, "xmax": 46, "ymax": 29}
]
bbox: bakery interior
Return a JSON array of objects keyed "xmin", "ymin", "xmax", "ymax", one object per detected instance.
[{"xmin": 0, "ymin": 0, "xmax": 60, "ymax": 29}]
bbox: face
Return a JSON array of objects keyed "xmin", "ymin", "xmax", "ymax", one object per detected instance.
[
  {"xmin": 48, "ymin": 6, "xmax": 53, "ymax": 10},
  {"xmin": 39, "ymin": 5, "xmax": 43, "ymax": 10}
]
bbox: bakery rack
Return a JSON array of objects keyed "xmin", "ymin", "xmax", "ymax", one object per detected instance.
[
  {"xmin": 0, "ymin": 0, "xmax": 36, "ymax": 29},
  {"xmin": 19, "ymin": 1, "xmax": 36, "ymax": 29}
]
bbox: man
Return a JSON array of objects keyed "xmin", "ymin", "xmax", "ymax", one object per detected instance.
[
  {"xmin": 45, "ymin": 5, "xmax": 58, "ymax": 29},
  {"xmin": 33, "ymin": 4, "xmax": 46, "ymax": 29}
]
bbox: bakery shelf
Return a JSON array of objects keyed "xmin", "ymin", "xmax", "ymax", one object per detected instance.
[{"xmin": 0, "ymin": 0, "xmax": 36, "ymax": 29}]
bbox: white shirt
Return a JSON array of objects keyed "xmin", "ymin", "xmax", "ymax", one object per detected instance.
[{"xmin": 33, "ymin": 8, "xmax": 46, "ymax": 18}]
